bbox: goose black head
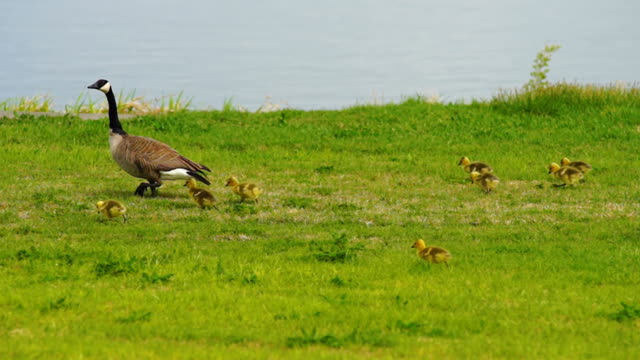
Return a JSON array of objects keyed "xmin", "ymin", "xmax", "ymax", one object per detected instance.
[{"xmin": 88, "ymin": 79, "xmax": 111, "ymax": 94}]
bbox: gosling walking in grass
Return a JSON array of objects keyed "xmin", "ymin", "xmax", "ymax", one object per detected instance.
[
  {"xmin": 95, "ymin": 200, "xmax": 128, "ymax": 222},
  {"xmin": 185, "ymin": 179, "xmax": 218, "ymax": 210},
  {"xmin": 549, "ymin": 163, "xmax": 584, "ymax": 187},
  {"xmin": 470, "ymin": 171, "xmax": 500, "ymax": 194},
  {"xmin": 458, "ymin": 156, "xmax": 493, "ymax": 174},
  {"xmin": 411, "ymin": 239, "xmax": 451, "ymax": 267},
  {"xmin": 225, "ymin": 176, "xmax": 262, "ymax": 203},
  {"xmin": 560, "ymin": 157, "xmax": 592, "ymax": 175}
]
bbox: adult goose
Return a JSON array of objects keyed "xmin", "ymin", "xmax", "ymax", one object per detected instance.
[{"xmin": 88, "ymin": 79, "xmax": 211, "ymax": 197}]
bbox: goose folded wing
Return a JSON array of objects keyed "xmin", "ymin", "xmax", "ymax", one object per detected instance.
[{"xmin": 127, "ymin": 135, "xmax": 209, "ymax": 174}]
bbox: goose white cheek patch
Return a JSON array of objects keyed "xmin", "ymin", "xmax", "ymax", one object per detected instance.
[
  {"xmin": 100, "ymin": 82, "xmax": 111, "ymax": 93},
  {"xmin": 160, "ymin": 168, "xmax": 192, "ymax": 180}
]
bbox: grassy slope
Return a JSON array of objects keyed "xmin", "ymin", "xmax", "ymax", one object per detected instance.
[{"xmin": 1, "ymin": 92, "xmax": 640, "ymax": 359}]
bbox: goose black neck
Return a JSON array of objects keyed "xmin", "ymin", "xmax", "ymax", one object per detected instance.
[{"xmin": 105, "ymin": 88, "xmax": 127, "ymax": 135}]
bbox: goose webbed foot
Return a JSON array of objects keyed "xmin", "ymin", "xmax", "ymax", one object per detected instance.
[
  {"xmin": 149, "ymin": 182, "xmax": 162, "ymax": 197},
  {"xmin": 134, "ymin": 182, "xmax": 162, "ymax": 197},
  {"xmin": 134, "ymin": 183, "xmax": 150, "ymax": 197}
]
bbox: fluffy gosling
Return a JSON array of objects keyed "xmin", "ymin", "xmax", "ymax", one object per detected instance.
[
  {"xmin": 458, "ymin": 156, "xmax": 493, "ymax": 174},
  {"xmin": 560, "ymin": 157, "xmax": 592, "ymax": 174},
  {"xmin": 470, "ymin": 171, "xmax": 500, "ymax": 193},
  {"xmin": 548, "ymin": 163, "xmax": 584, "ymax": 186},
  {"xmin": 95, "ymin": 200, "xmax": 127, "ymax": 222},
  {"xmin": 411, "ymin": 239, "xmax": 451, "ymax": 266},
  {"xmin": 225, "ymin": 176, "xmax": 263, "ymax": 203},
  {"xmin": 185, "ymin": 179, "xmax": 218, "ymax": 209}
]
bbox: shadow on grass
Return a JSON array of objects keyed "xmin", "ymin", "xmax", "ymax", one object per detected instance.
[{"xmin": 92, "ymin": 189, "xmax": 187, "ymax": 200}]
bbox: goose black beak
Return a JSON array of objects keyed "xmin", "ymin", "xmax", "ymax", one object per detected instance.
[{"xmin": 87, "ymin": 81, "xmax": 100, "ymax": 89}]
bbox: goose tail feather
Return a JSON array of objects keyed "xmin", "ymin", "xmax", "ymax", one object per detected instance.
[{"xmin": 187, "ymin": 171, "xmax": 211, "ymax": 185}]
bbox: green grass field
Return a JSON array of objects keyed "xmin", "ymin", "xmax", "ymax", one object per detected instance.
[{"xmin": 2, "ymin": 84, "xmax": 640, "ymax": 359}]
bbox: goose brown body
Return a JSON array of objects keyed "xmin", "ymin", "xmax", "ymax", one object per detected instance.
[
  {"xmin": 89, "ymin": 79, "xmax": 210, "ymax": 197},
  {"xmin": 110, "ymin": 133, "xmax": 210, "ymax": 183}
]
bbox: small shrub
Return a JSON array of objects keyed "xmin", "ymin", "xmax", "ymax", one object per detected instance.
[
  {"xmin": 332, "ymin": 203, "xmax": 361, "ymax": 212},
  {"xmin": 141, "ymin": 272, "xmax": 174, "ymax": 284},
  {"xmin": 394, "ymin": 320, "xmax": 423, "ymax": 333},
  {"xmin": 94, "ymin": 257, "xmax": 139, "ymax": 277},
  {"xmin": 315, "ymin": 165, "xmax": 334, "ymax": 173},
  {"xmin": 525, "ymin": 44, "xmax": 561, "ymax": 91},
  {"xmin": 116, "ymin": 310, "xmax": 152, "ymax": 323},
  {"xmin": 314, "ymin": 187, "xmax": 334, "ymax": 196},
  {"xmin": 283, "ymin": 197, "xmax": 314, "ymax": 209},
  {"xmin": 286, "ymin": 328, "xmax": 343, "ymax": 348},
  {"xmin": 40, "ymin": 297, "xmax": 75, "ymax": 313},
  {"xmin": 313, "ymin": 233, "xmax": 364, "ymax": 263},
  {"xmin": 16, "ymin": 248, "xmax": 34, "ymax": 260},
  {"xmin": 242, "ymin": 273, "xmax": 259, "ymax": 284},
  {"xmin": 330, "ymin": 276, "xmax": 346, "ymax": 287},
  {"xmin": 228, "ymin": 203, "xmax": 258, "ymax": 216},
  {"xmin": 609, "ymin": 302, "xmax": 640, "ymax": 322}
]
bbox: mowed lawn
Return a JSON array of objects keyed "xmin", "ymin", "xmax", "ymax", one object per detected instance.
[{"xmin": 1, "ymin": 89, "xmax": 640, "ymax": 359}]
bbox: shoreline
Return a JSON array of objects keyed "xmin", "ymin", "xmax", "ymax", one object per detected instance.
[{"xmin": 0, "ymin": 111, "xmax": 136, "ymax": 120}]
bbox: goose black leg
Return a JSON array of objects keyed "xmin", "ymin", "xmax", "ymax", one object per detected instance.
[
  {"xmin": 149, "ymin": 181, "xmax": 162, "ymax": 197},
  {"xmin": 134, "ymin": 182, "xmax": 150, "ymax": 197},
  {"xmin": 134, "ymin": 181, "xmax": 163, "ymax": 197}
]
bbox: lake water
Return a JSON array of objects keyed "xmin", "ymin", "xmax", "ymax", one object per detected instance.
[{"xmin": 0, "ymin": 0, "xmax": 638, "ymax": 110}]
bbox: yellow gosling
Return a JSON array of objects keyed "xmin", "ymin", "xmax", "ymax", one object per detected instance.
[
  {"xmin": 95, "ymin": 200, "xmax": 127, "ymax": 222},
  {"xmin": 458, "ymin": 156, "xmax": 492, "ymax": 174},
  {"xmin": 185, "ymin": 179, "xmax": 218, "ymax": 209},
  {"xmin": 225, "ymin": 176, "xmax": 263, "ymax": 203},
  {"xmin": 548, "ymin": 163, "xmax": 584, "ymax": 187},
  {"xmin": 411, "ymin": 239, "xmax": 451, "ymax": 266},
  {"xmin": 470, "ymin": 171, "xmax": 500, "ymax": 193},
  {"xmin": 560, "ymin": 157, "xmax": 592, "ymax": 174}
]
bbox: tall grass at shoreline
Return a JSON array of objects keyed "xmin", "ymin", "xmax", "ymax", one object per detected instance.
[{"xmin": 2, "ymin": 81, "xmax": 639, "ymax": 116}]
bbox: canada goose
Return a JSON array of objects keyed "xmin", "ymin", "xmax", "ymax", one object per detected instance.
[
  {"xmin": 411, "ymin": 239, "xmax": 451, "ymax": 266},
  {"xmin": 184, "ymin": 178, "xmax": 218, "ymax": 210},
  {"xmin": 88, "ymin": 79, "xmax": 210, "ymax": 197},
  {"xmin": 225, "ymin": 176, "xmax": 262, "ymax": 203},
  {"xmin": 458, "ymin": 156, "xmax": 492, "ymax": 174},
  {"xmin": 96, "ymin": 200, "xmax": 127, "ymax": 222},
  {"xmin": 548, "ymin": 163, "xmax": 583, "ymax": 186},
  {"xmin": 470, "ymin": 171, "xmax": 500, "ymax": 193},
  {"xmin": 560, "ymin": 157, "xmax": 592, "ymax": 174}
]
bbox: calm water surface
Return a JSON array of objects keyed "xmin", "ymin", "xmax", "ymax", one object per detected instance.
[{"xmin": 0, "ymin": 0, "xmax": 637, "ymax": 110}]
